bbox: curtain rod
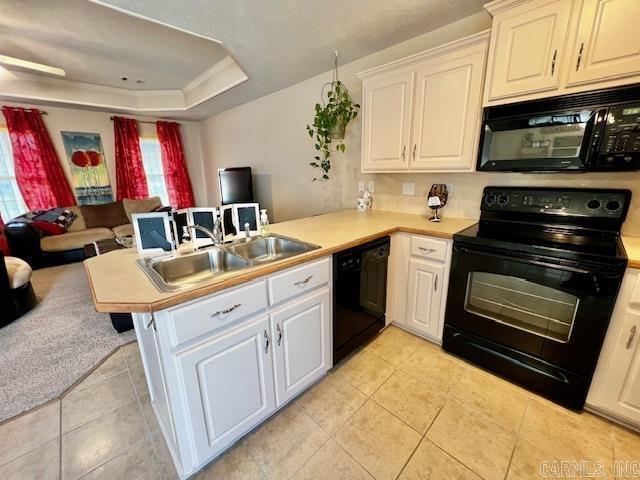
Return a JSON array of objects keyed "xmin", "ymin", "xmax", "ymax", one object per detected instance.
[{"xmin": 109, "ymin": 116, "xmax": 180, "ymax": 125}]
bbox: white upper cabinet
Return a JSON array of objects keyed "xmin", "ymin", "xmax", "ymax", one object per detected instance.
[
  {"xmin": 361, "ymin": 72, "xmax": 414, "ymax": 171},
  {"xmin": 485, "ymin": 0, "xmax": 572, "ymax": 101},
  {"xmin": 411, "ymin": 48, "xmax": 486, "ymax": 170},
  {"xmin": 484, "ymin": 0, "xmax": 640, "ymax": 106},
  {"xmin": 358, "ymin": 31, "xmax": 489, "ymax": 173},
  {"xmin": 566, "ymin": 0, "xmax": 640, "ymax": 86}
]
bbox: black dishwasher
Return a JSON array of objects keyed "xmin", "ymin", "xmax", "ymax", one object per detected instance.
[{"xmin": 333, "ymin": 236, "xmax": 390, "ymax": 365}]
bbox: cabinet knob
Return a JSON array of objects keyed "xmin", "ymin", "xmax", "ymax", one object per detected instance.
[
  {"xmin": 434, "ymin": 274, "xmax": 438, "ymax": 292},
  {"xmin": 551, "ymin": 49, "xmax": 557, "ymax": 76},
  {"xmin": 264, "ymin": 330, "xmax": 270, "ymax": 354},
  {"xmin": 401, "ymin": 145, "xmax": 406, "ymax": 162},
  {"xmin": 276, "ymin": 323, "xmax": 282, "ymax": 346},
  {"xmin": 412, "ymin": 144, "xmax": 417, "ymax": 161},
  {"xmin": 627, "ymin": 325, "xmax": 637, "ymax": 349}
]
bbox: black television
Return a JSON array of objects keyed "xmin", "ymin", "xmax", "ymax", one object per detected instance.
[{"xmin": 218, "ymin": 167, "xmax": 254, "ymax": 205}]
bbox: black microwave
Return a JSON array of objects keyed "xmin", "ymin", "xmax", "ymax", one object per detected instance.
[{"xmin": 477, "ymin": 85, "xmax": 640, "ymax": 172}]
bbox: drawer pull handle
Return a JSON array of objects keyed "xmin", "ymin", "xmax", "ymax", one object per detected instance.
[
  {"xmin": 418, "ymin": 247, "xmax": 436, "ymax": 254},
  {"xmin": 551, "ymin": 49, "xmax": 557, "ymax": 75},
  {"xmin": 627, "ymin": 325, "xmax": 637, "ymax": 349},
  {"xmin": 264, "ymin": 330, "xmax": 270, "ymax": 354},
  {"xmin": 276, "ymin": 323, "xmax": 282, "ymax": 346},
  {"xmin": 211, "ymin": 303, "xmax": 241, "ymax": 318},
  {"xmin": 294, "ymin": 275, "xmax": 313, "ymax": 287},
  {"xmin": 401, "ymin": 145, "xmax": 406, "ymax": 162},
  {"xmin": 434, "ymin": 275, "xmax": 438, "ymax": 292}
]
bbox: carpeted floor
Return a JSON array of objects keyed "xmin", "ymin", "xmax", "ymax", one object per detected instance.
[{"xmin": 0, "ymin": 262, "xmax": 136, "ymax": 422}]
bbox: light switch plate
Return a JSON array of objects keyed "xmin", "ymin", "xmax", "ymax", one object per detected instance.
[
  {"xmin": 368, "ymin": 181, "xmax": 375, "ymax": 193},
  {"xmin": 358, "ymin": 180, "xmax": 365, "ymax": 193},
  {"xmin": 402, "ymin": 182, "xmax": 415, "ymax": 195}
]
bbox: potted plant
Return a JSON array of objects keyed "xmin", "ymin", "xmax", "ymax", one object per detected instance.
[{"xmin": 307, "ymin": 53, "xmax": 359, "ymax": 180}]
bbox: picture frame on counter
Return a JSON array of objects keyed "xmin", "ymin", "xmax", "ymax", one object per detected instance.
[
  {"xmin": 132, "ymin": 212, "xmax": 173, "ymax": 257},
  {"xmin": 189, "ymin": 207, "xmax": 219, "ymax": 245}
]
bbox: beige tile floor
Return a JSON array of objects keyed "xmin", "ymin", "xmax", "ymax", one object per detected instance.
[{"xmin": 1, "ymin": 326, "xmax": 639, "ymax": 480}]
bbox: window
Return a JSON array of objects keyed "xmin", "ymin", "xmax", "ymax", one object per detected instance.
[
  {"xmin": 0, "ymin": 127, "xmax": 27, "ymax": 220},
  {"xmin": 139, "ymin": 136, "xmax": 169, "ymax": 206}
]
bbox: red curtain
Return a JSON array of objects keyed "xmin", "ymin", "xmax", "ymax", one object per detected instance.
[
  {"xmin": 1, "ymin": 107, "xmax": 76, "ymax": 210},
  {"xmin": 157, "ymin": 121, "xmax": 195, "ymax": 209},
  {"xmin": 113, "ymin": 116, "xmax": 148, "ymax": 200},
  {"xmin": 0, "ymin": 215, "xmax": 8, "ymax": 255}
]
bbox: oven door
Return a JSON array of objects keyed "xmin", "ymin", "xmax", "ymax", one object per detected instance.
[{"xmin": 445, "ymin": 243, "xmax": 621, "ymax": 377}]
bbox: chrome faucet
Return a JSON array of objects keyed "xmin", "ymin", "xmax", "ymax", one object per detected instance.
[
  {"xmin": 244, "ymin": 222, "xmax": 251, "ymax": 240},
  {"xmin": 185, "ymin": 218, "xmax": 223, "ymax": 247}
]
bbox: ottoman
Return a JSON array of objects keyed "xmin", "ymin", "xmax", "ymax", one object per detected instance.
[{"xmin": 1, "ymin": 253, "xmax": 37, "ymax": 326}]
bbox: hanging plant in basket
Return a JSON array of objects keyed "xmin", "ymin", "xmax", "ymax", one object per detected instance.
[{"xmin": 306, "ymin": 52, "xmax": 359, "ymax": 181}]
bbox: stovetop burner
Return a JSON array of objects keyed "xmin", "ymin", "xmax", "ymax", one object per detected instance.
[{"xmin": 455, "ymin": 186, "xmax": 631, "ymax": 266}]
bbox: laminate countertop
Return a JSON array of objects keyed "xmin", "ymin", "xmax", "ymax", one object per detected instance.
[
  {"xmin": 623, "ymin": 236, "xmax": 640, "ymax": 269},
  {"xmin": 84, "ymin": 209, "xmax": 477, "ymax": 313}
]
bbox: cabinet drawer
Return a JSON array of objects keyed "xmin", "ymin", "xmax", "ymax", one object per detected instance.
[
  {"xmin": 166, "ymin": 280, "xmax": 268, "ymax": 348},
  {"xmin": 268, "ymin": 258, "xmax": 330, "ymax": 306},
  {"xmin": 410, "ymin": 236, "xmax": 447, "ymax": 262}
]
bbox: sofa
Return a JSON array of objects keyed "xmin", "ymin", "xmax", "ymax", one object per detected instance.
[
  {"xmin": 4, "ymin": 197, "xmax": 162, "ymax": 268},
  {"xmin": 1, "ymin": 251, "xmax": 36, "ymax": 325}
]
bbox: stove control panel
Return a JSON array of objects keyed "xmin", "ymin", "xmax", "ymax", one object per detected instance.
[{"xmin": 482, "ymin": 187, "xmax": 630, "ymax": 219}]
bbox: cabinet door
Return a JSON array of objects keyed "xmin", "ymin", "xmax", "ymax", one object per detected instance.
[
  {"xmin": 591, "ymin": 307, "xmax": 640, "ymax": 425},
  {"xmin": 177, "ymin": 315, "xmax": 276, "ymax": 461},
  {"xmin": 567, "ymin": 0, "xmax": 640, "ymax": 86},
  {"xmin": 410, "ymin": 47, "xmax": 485, "ymax": 171},
  {"xmin": 271, "ymin": 288, "xmax": 331, "ymax": 406},
  {"xmin": 361, "ymin": 72, "xmax": 414, "ymax": 171},
  {"xmin": 487, "ymin": 0, "xmax": 572, "ymax": 101},
  {"xmin": 405, "ymin": 258, "xmax": 444, "ymax": 339}
]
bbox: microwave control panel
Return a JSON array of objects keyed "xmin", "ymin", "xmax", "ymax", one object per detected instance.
[{"xmin": 595, "ymin": 103, "xmax": 640, "ymax": 168}]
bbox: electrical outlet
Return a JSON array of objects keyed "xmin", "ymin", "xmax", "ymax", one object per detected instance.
[
  {"xmin": 368, "ymin": 181, "xmax": 375, "ymax": 193},
  {"xmin": 445, "ymin": 183, "xmax": 454, "ymax": 196},
  {"xmin": 402, "ymin": 182, "xmax": 415, "ymax": 195},
  {"xmin": 358, "ymin": 180, "xmax": 365, "ymax": 193}
]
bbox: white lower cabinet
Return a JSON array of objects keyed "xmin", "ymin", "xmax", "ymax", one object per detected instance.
[
  {"xmin": 405, "ymin": 258, "xmax": 445, "ymax": 339},
  {"xmin": 135, "ymin": 256, "xmax": 332, "ymax": 478},
  {"xmin": 271, "ymin": 288, "xmax": 332, "ymax": 406},
  {"xmin": 177, "ymin": 314, "xmax": 276, "ymax": 462},
  {"xmin": 587, "ymin": 269, "xmax": 640, "ymax": 428},
  {"xmin": 388, "ymin": 233, "xmax": 452, "ymax": 342}
]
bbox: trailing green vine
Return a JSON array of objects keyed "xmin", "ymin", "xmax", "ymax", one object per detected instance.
[{"xmin": 306, "ymin": 54, "xmax": 359, "ymax": 181}]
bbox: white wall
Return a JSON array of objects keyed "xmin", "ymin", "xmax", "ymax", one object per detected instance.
[
  {"xmin": 198, "ymin": 12, "xmax": 493, "ymax": 222},
  {"xmin": 1, "ymin": 102, "xmax": 207, "ymax": 206}
]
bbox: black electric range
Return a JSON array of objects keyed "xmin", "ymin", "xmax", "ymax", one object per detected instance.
[{"xmin": 443, "ymin": 186, "xmax": 631, "ymax": 409}]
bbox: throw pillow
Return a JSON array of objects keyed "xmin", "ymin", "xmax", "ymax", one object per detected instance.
[
  {"xmin": 31, "ymin": 221, "xmax": 64, "ymax": 236},
  {"xmin": 81, "ymin": 201, "xmax": 130, "ymax": 229}
]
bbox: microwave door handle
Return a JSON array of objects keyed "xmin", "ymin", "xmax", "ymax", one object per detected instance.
[{"xmin": 584, "ymin": 108, "xmax": 609, "ymax": 166}]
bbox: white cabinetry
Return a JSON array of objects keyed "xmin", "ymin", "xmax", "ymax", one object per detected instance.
[
  {"xmin": 361, "ymin": 72, "xmax": 414, "ymax": 171},
  {"xmin": 359, "ymin": 31, "xmax": 489, "ymax": 173},
  {"xmin": 135, "ymin": 257, "xmax": 332, "ymax": 478},
  {"xmin": 405, "ymin": 258, "xmax": 445, "ymax": 339},
  {"xmin": 485, "ymin": 0, "xmax": 571, "ymax": 101},
  {"xmin": 484, "ymin": 0, "xmax": 640, "ymax": 106},
  {"xmin": 587, "ymin": 269, "xmax": 640, "ymax": 428},
  {"xmin": 177, "ymin": 314, "xmax": 275, "ymax": 462},
  {"xmin": 388, "ymin": 234, "xmax": 453, "ymax": 342},
  {"xmin": 271, "ymin": 288, "xmax": 331, "ymax": 406},
  {"xmin": 567, "ymin": 0, "xmax": 640, "ymax": 87}
]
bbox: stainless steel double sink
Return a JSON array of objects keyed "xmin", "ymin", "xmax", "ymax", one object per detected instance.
[{"xmin": 137, "ymin": 234, "xmax": 320, "ymax": 292}]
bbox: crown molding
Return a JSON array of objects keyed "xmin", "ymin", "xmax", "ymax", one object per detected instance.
[
  {"xmin": 484, "ymin": 0, "xmax": 534, "ymax": 16},
  {"xmin": 357, "ymin": 30, "xmax": 490, "ymax": 79}
]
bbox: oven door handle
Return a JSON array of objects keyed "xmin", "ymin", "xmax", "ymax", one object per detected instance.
[{"xmin": 454, "ymin": 244, "xmax": 592, "ymax": 275}]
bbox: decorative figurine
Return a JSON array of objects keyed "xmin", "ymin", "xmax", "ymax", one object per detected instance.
[{"xmin": 427, "ymin": 184, "xmax": 448, "ymax": 222}]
